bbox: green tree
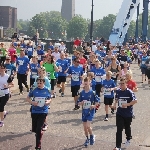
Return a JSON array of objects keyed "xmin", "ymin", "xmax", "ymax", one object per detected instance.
[
  {"xmin": 127, "ymin": 20, "xmax": 136, "ymax": 37},
  {"xmin": 67, "ymin": 15, "xmax": 88, "ymax": 39},
  {"xmin": 27, "ymin": 24, "xmax": 36, "ymax": 37}
]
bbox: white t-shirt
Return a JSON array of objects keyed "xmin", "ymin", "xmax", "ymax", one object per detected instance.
[
  {"xmin": 52, "ymin": 52, "xmax": 60, "ymax": 61},
  {"xmin": 92, "ymin": 45, "xmax": 97, "ymax": 52},
  {"xmin": 0, "ymin": 73, "xmax": 10, "ymax": 94},
  {"xmin": 59, "ymin": 45, "xmax": 66, "ymax": 52}
]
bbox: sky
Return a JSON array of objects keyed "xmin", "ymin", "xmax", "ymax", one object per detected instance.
[{"xmin": 0, "ymin": 0, "xmax": 148, "ymax": 21}]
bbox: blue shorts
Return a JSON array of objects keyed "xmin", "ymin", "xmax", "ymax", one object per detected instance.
[
  {"xmin": 141, "ymin": 67, "xmax": 146, "ymax": 74},
  {"xmin": 82, "ymin": 113, "xmax": 94, "ymax": 122}
]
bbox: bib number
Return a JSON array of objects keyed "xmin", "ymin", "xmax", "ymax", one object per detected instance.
[
  {"xmin": 28, "ymin": 48, "xmax": 32, "ymax": 52},
  {"xmin": 95, "ymin": 76, "xmax": 101, "ymax": 82},
  {"xmin": 120, "ymin": 61, "xmax": 124, "ymax": 64},
  {"xmin": 32, "ymin": 72, "xmax": 37, "ymax": 78},
  {"xmin": 38, "ymin": 55, "xmax": 41, "ymax": 60},
  {"xmin": 72, "ymin": 74, "xmax": 79, "ymax": 81},
  {"xmin": 119, "ymin": 99, "xmax": 127, "ymax": 108},
  {"xmin": 0, "ymin": 90, "xmax": 5, "ymax": 97},
  {"xmin": 104, "ymin": 88, "xmax": 111, "ymax": 95},
  {"xmin": 6, "ymin": 69, "xmax": 11, "ymax": 76},
  {"xmin": 83, "ymin": 101, "xmax": 91, "ymax": 109},
  {"xmin": 142, "ymin": 61, "xmax": 145, "ymax": 64},
  {"xmin": 34, "ymin": 97, "xmax": 46, "ymax": 107},
  {"xmin": 46, "ymin": 72, "xmax": 51, "ymax": 80},
  {"xmin": 112, "ymin": 72, "xmax": 116, "ymax": 78}
]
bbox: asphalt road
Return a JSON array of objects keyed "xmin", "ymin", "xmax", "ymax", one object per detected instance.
[{"xmin": 0, "ymin": 62, "xmax": 150, "ymax": 150}]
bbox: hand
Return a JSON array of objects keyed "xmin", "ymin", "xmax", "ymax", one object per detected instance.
[
  {"xmin": 79, "ymin": 101, "xmax": 84, "ymax": 106},
  {"xmin": 3, "ymin": 84, "xmax": 8, "ymax": 88},
  {"xmin": 31, "ymin": 101, "xmax": 38, "ymax": 106},
  {"xmin": 90, "ymin": 105, "xmax": 96, "ymax": 110},
  {"xmin": 45, "ymin": 100, "xmax": 51, "ymax": 105},
  {"xmin": 122, "ymin": 103, "xmax": 129, "ymax": 108},
  {"xmin": 26, "ymin": 71, "xmax": 29, "ymax": 75}
]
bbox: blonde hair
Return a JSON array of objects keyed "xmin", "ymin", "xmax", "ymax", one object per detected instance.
[
  {"xmin": 106, "ymin": 71, "xmax": 112, "ymax": 76},
  {"xmin": 87, "ymin": 72, "xmax": 94, "ymax": 78},
  {"xmin": 126, "ymin": 70, "xmax": 132, "ymax": 77}
]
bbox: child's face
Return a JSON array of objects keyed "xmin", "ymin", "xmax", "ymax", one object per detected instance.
[{"xmin": 83, "ymin": 81, "xmax": 90, "ymax": 87}]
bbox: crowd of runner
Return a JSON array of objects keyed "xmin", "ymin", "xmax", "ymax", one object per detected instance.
[{"xmin": 0, "ymin": 38, "xmax": 150, "ymax": 150}]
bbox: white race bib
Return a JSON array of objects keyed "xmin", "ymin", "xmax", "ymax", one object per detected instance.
[
  {"xmin": 32, "ymin": 72, "xmax": 37, "ymax": 78},
  {"xmin": 105, "ymin": 61, "xmax": 109, "ymax": 64},
  {"xmin": 95, "ymin": 76, "xmax": 101, "ymax": 82},
  {"xmin": 38, "ymin": 55, "xmax": 41, "ymax": 60},
  {"xmin": 6, "ymin": 69, "xmax": 11, "ymax": 76},
  {"xmin": 83, "ymin": 101, "xmax": 91, "ymax": 109},
  {"xmin": 0, "ymin": 90, "xmax": 5, "ymax": 97},
  {"xmin": 34, "ymin": 97, "xmax": 46, "ymax": 107},
  {"xmin": 104, "ymin": 88, "xmax": 111, "ymax": 96},
  {"xmin": 142, "ymin": 61, "xmax": 145, "ymax": 64},
  {"xmin": 96, "ymin": 53, "xmax": 100, "ymax": 56},
  {"xmin": 112, "ymin": 72, "xmax": 116, "ymax": 78},
  {"xmin": 79, "ymin": 64, "xmax": 83, "ymax": 67},
  {"xmin": 72, "ymin": 74, "xmax": 79, "ymax": 81},
  {"xmin": 19, "ymin": 61, "xmax": 24, "ymax": 65},
  {"xmin": 28, "ymin": 48, "xmax": 32, "ymax": 52},
  {"xmin": 120, "ymin": 61, "xmax": 125, "ymax": 64},
  {"xmin": 119, "ymin": 99, "xmax": 127, "ymax": 108},
  {"xmin": 46, "ymin": 72, "xmax": 51, "ymax": 80}
]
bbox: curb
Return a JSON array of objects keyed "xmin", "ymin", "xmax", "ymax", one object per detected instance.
[{"xmin": 140, "ymin": 136, "xmax": 150, "ymax": 150}]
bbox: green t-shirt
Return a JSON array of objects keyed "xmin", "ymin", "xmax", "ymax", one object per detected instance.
[
  {"xmin": 16, "ymin": 48, "xmax": 21, "ymax": 55},
  {"xmin": 0, "ymin": 48, "xmax": 6, "ymax": 57},
  {"xmin": 43, "ymin": 63, "xmax": 56, "ymax": 79}
]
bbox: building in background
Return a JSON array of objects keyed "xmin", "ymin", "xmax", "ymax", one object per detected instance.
[
  {"xmin": 61, "ymin": 0, "xmax": 75, "ymax": 21},
  {"xmin": 0, "ymin": 6, "xmax": 17, "ymax": 29}
]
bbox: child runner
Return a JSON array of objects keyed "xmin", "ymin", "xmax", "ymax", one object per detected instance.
[
  {"xmin": 78, "ymin": 77, "xmax": 100, "ymax": 147},
  {"xmin": 27, "ymin": 78, "xmax": 51, "ymax": 150},
  {"xmin": 102, "ymin": 71, "xmax": 116, "ymax": 121}
]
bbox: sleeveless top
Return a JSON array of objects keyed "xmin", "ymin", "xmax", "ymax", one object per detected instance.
[{"xmin": 110, "ymin": 65, "xmax": 119, "ymax": 80}]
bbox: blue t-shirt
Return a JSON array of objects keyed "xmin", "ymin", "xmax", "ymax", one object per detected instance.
[
  {"xmin": 37, "ymin": 50, "xmax": 44, "ymax": 61},
  {"xmin": 95, "ymin": 50, "xmax": 101, "ymax": 61},
  {"xmin": 100, "ymin": 51, "xmax": 106, "ymax": 60},
  {"xmin": 28, "ymin": 87, "xmax": 51, "ymax": 114},
  {"xmin": 49, "ymin": 45, "xmax": 54, "ymax": 50},
  {"xmin": 20, "ymin": 43, "xmax": 26, "ymax": 49},
  {"xmin": 5, "ymin": 63, "xmax": 16, "ymax": 76},
  {"xmin": 141, "ymin": 56, "xmax": 148, "ymax": 68},
  {"xmin": 91, "ymin": 78, "xmax": 96, "ymax": 91},
  {"xmin": 102, "ymin": 79, "xmax": 116, "ymax": 98},
  {"xmin": 65, "ymin": 58, "xmax": 71, "ymax": 66},
  {"xmin": 57, "ymin": 59, "xmax": 69, "ymax": 76},
  {"xmin": 68, "ymin": 65, "xmax": 83, "ymax": 86},
  {"xmin": 27, "ymin": 46, "xmax": 34, "ymax": 56},
  {"xmin": 30, "ymin": 63, "xmax": 40, "ymax": 79},
  {"xmin": 78, "ymin": 90, "xmax": 100, "ymax": 116},
  {"xmin": 17, "ymin": 56, "xmax": 29, "ymax": 74},
  {"xmin": 115, "ymin": 88, "xmax": 137, "ymax": 117},
  {"xmin": 91, "ymin": 67, "xmax": 106, "ymax": 84}
]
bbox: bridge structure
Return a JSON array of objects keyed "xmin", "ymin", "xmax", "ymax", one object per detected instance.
[{"xmin": 109, "ymin": 0, "xmax": 149, "ymax": 46}]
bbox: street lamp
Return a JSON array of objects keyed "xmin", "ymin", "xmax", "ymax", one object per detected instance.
[{"xmin": 90, "ymin": 0, "xmax": 94, "ymax": 50}]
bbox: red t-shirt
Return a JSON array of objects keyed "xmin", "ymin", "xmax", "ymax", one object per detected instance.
[
  {"xmin": 79, "ymin": 58, "xmax": 86, "ymax": 68},
  {"xmin": 8, "ymin": 48, "xmax": 16, "ymax": 62},
  {"xmin": 127, "ymin": 80, "xmax": 136, "ymax": 91},
  {"xmin": 74, "ymin": 40, "xmax": 81, "ymax": 46}
]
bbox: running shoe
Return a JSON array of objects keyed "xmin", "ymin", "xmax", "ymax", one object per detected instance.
[
  {"xmin": 90, "ymin": 135, "xmax": 95, "ymax": 145},
  {"xmin": 84, "ymin": 139, "xmax": 89, "ymax": 147},
  {"xmin": 113, "ymin": 147, "xmax": 121, "ymax": 150},
  {"xmin": 73, "ymin": 106, "xmax": 80, "ymax": 110},
  {"xmin": 0, "ymin": 121, "xmax": 4, "ymax": 127},
  {"xmin": 111, "ymin": 108, "xmax": 115, "ymax": 114},
  {"xmin": 125, "ymin": 140, "xmax": 130, "ymax": 147},
  {"xmin": 104, "ymin": 117, "xmax": 108, "ymax": 121},
  {"xmin": 4, "ymin": 111, "xmax": 8, "ymax": 119},
  {"xmin": 61, "ymin": 93, "xmax": 64, "ymax": 97},
  {"xmin": 42, "ymin": 123, "xmax": 48, "ymax": 131}
]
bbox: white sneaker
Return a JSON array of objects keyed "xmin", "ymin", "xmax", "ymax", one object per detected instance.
[
  {"xmin": 104, "ymin": 117, "xmax": 108, "ymax": 121},
  {"xmin": 125, "ymin": 140, "xmax": 130, "ymax": 147}
]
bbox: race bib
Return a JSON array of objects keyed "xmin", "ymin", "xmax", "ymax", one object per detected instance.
[
  {"xmin": 120, "ymin": 61, "xmax": 125, "ymax": 64},
  {"xmin": 138, "ymin": 55, "xmax": 140, "ymax": 58},
  {"xmin": 119, "ymin": 99, "xmax": 127, "ymax": 108},
  {"xmin": 96, "ymin": 53, "xmax": 100, "ymax": 56},
  {"xmin": 83, "ymin": 100, "xmax": 91, "ymax": 109},
  {"xmin": 95, "ymin": 76, "xmax": 101, "ymax": 82},
  {"xmin": 46, "ymin": 72, "xmax": 51, "ymax": 80},
  {"xmin": 32, "ymin": 72, "xmax": 37, "ymax": 78},
  {"xmin": 79, "ymin": 64, "xmax": 83, "ymax": 67},
  {"xmin": 17, "ymin": 53, "xmax": 20, "ymax": 57},
  {"xmin": 0, "ymin": 90, "xmax": 5, "ymax": 97},
  {"xmin": 38, "ymin": 55, "xmax": 41, "ymax": 60},
  {"xmin": 34, "ymin": 97, "xmax": 46, "ymax": 107},
  {"xmin": 6, "ymin": 69, "xmax": 11, "ymax": 76},
  {"xmin": 72, "ymin": 74, "xmax": 79, "ymax": 81},
  {"xmin": 19, "ymin": 61, "xmax": 24, "ymax": 65},
  {"xmin": 142, "ymin": 61, "xmax": 145, "ymax": 64},
  {"xmin": 104, "ymin": 88, "xmax": 111, "ymax": 96},
  {"xmin": 105, "ymin": 61, "xmax": 109, "ymax": 64},
  {"xmin": 112, "ymin": 72, "xmax": 116, "ymax": 78},
  {"xmin": 28, "ymin": 48, "xmax": 32, "ymax": 52},
  {"xmin": 88, "ymin": 65, "xmax": 90, "ymax": 69}
]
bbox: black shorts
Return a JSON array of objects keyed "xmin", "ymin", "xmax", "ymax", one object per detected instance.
[
  {"xmin": 146, "ymin": 69, "xmax": 150, "ymax": 79},
  {"xmin": 95, "ymin": 84, "xmax": 102, "ymax": 97},
  {"xmin": 31, "ymin": 113, "xmax": 47, "ymax": 133},
  {"xmin": 138, "ymin": 59, "xmax": 141, "ymax": 64},
  {"xmin": 71, "ymin": 85, "xmax": 80, "ymax": 97},
  {"xmin": 30, "ymin": 78, "xmax": 35, "ymax": 87},
  {"xmin": 104, "ymin": 97, "xmax": 114, "ymax": 105},
  {"xmin": 57, "ymin": 76, "xmax": 66, "ymax": 84},
  {"xmin": 51, "ymin": 79, "xmax": 56, "ymax": 90}
]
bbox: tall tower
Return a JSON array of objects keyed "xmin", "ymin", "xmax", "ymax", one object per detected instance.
[{"xmin": 61, "ymin": 0, "xmax": 75, "ymax": 21}]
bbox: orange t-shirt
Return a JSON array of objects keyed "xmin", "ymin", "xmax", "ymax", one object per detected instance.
[{"xmin": 127, "ymin": 80, "xmax": 136, "ymax": 91}]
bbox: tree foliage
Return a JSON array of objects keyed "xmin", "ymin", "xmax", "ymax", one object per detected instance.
[{"xmin": 17, "ymin": 10, "xmax": 150, "ymax": 40}]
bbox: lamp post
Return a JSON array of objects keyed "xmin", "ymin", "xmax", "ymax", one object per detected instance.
[
  {"xmin": 135, "ymin": 3, "xmax": 140, "ymax": 43},
  {"xmin": 90, "ymin": 0, "xmax": 94, "ymax": 50}
]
